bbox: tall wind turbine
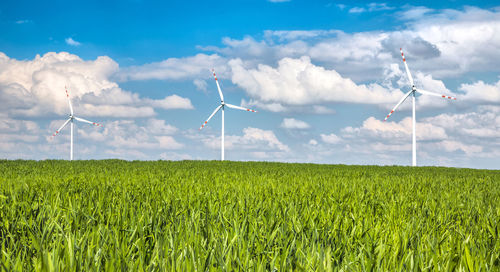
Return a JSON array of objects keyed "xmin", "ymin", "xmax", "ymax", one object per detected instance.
[
  {"xmin": 51, "ymin": 87, "xmax": 102, "ymax": 160},
  {"xmin": 199, "ymin": 69, "xmax": 257, "ymax": 161},
  {"xmin": 384, "ymin": 48, "xmax": 457, "ymax": 166}
]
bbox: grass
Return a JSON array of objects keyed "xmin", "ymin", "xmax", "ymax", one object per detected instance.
[{"xmin": 0, "ymin": 160, "xmax": 499, "ymax": 271}]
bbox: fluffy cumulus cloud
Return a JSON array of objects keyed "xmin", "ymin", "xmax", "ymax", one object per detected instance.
[
  {"xmin": 341, "ymin": 117, "xmax": 447, "ymax": 142},
  {"xmin": 116, "ymin": 54, "xmax": 227, "ymax": 81},
  {"xmin": 148, "ymin": 95, "xmax": 194, "ymax": 110},
  {"xmin": 280, "ymin": 118, "xmax": 310, "ymax": 129},
  {"xmin": 230, "ymin": 56, "xmax": 402, "ymax": 108},
  {"xmin": 0, "ymin": 52, "xmax": 198, "ymax": 160},
  {"xmin": 200, "ymin": 127, "xmax": 290, "ymax": 158},
  {"xmin": 309, "ymin": 105, "xmax": 499, "ymax": 167},
  {"xmin": 320, "ymin": 133, "xmax": 342, "ymax": 144},
  {"xmin": 56, "ymin": 118, "xmax": 187, "ymax": 160},
  {"xmin": 196, "ymin": 6, "xmax": 500, "ymax": 84},
  {"xmin": 422, "ymin": 106, "xmax": 500, "ymax": 143},
  {"xmin": 0, "ymin": 52, "xmax": 194, "ymax": 118},
  {"xmin": 459, "ymin": 79, "xmax": 500, "ymax": 104},
  {"xmin": 0, "ymin": 115, "xmax": 41, "ymax": 158}
]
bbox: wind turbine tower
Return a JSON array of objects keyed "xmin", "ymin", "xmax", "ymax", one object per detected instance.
[
  {"xmin": 384, "ymin": 49, "xmax": 457, "ymax": 166},
  {"xmin": 199, "ymin": 69, "xmax": 257, "ymax": 161}
]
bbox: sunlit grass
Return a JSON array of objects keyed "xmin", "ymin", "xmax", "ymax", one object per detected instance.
[{"xmin": 0, "ymin": 160, "xmax": 499, "ymax": 270}]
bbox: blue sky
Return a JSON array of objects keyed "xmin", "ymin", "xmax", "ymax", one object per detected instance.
[{"xmin": 1, "ymin": 1, "xmax": 500, "ymax": 168}]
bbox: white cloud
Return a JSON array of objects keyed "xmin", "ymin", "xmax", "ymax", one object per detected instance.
[
  {"xmin": 430, "ymin": 140, "xmax": 483, "ymax": 156},
  {"xmin": 0, "ymin": 52, "xmax": 193, "ymax": 118},
  {"xmin": 0, "ymin": 52, "xmax": 118, "ymax": 116},
  {"xmin": 368, "ymin": 3, "xmax": 393, "ymax": 11},
  {"xmin": 241, "ymin": 99, "xmax": 287, "ymax": 112},
  {"xmin": 349, "ymin": 7, "xmax": 366, "ymax": 13},
  {"xmin": 308, "ymin": 139, "xmax": 318, "ymax": 145},
  {"xmin": 263, "ymin": 30, "xmax": 339, "ymax": 42},
  {"xmin": 193, "ymin": 79, "xmax": 208, "ymax": 92},
  {"xmin": 116, "ymin": 54, "xmax": 226, "ymax": 81},
  {"xmin": 342, "ymin": 116, "xmax": 447, "ymax": 141},
  {"xmin": 320, "ymin": 133, "xmax": 342, "ymax": 144},
  {"xmin": 242, "ymin": 99, "xmax": 336, "ymax": 114},
  {"xmin": 202, "ymin": 127, "xmax": 290, "ymax": 153},
  {"xmin": 349, "ymin": 3, "xmax": 393, "ymax": 13},
  {"xmin": 146, "ymin": 119, "xmax": 178, "ymax": 135},
  {"xmin": 459, "ymin": 79, "xmax": 500, "ymax": 103},
  {"xmin": 229, "ymin": 56, "xmax": 402, "ymax": 106},
  {"xmin": 312, "ymin": 105, "xmax": 336, "ymax": 114},
  {"xmin": 0, "ymin": 115, "xmax": 44, "ymax": 158},
  {"xmin": 148, "ymin": 94, "xmax": 194, "ymax": 110},
  {"xmin": 81, "ymin": 104, "xmax": 155, "ymax": 118},
  {"xmin": 280, "ymin": 118, "xmax": 310, "ymax": 129},
  {"xmin": 65, "ymin": 37, "xmax": 81, "ymax": 46},
  {"xmin": 324, "ymin": 104, "xmax": 500, "ymax": 166},
  {"xmin": 0, "ymin": 133, "xmax": 39, "ymax": 143},
  {"xmin": 397, "ymin": 6, "xmax": 434, "ymax": 20},
  {"xmin": 156, "ymin": 136, "xmax": 184, "ymax": 149},
  {"xmin": 78, "ymin": 119, "xmax": 183, "ymax": 151},
  {"xmin": 233, "ymin": 127, "xmax": 290, "ymax": 152},
  {"xmin": 0, "ymin": 118, "xmax": 39, "ymax": 133},
  {"xmin": 197, "ymin": 7, "xmax": 500, "ymax": 83},
  {"xmin": 422, "ymin": 107, "xmax": 500, "ymax": 139}
]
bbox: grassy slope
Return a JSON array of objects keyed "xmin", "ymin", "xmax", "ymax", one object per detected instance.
[{"xmin": 0, "ymin": 160, "xmax": 499, "ymax": 271}]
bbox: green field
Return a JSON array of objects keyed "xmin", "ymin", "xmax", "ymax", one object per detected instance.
[{"xmin": 0, "ymin": 160, "xmax": 499, "ymax": 271}]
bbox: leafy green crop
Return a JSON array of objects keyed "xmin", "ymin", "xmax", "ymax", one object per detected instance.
[{"xmin": 0, "ymin": 160, "xmax": 499, "ymax": 271}]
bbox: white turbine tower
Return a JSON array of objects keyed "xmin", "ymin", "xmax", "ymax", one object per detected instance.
[
  {"xmin": 384, "ymin": 48, "xmax": 457, "ymax": 166},
  {"xmin": 51, "ymin": 87, "xmax": 102, "ymax": 160},
  {"xmin": 199, "ymin": 69, "xmax": 257, "ymax": 161}
]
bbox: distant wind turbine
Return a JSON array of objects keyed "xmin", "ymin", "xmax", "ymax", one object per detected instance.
[
  {"xmin": 51, "ymin": 87, "xmax": 102, "ymax": 160},
  {"xmin": 199, "ymin": 69, "xmax": 257, "ymax": 161},
  {"xmin": 384, "ymin": 48, "xmax": 457, "ymax": 166}
]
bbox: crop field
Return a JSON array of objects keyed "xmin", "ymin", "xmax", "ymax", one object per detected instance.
[{"xmin": 0, "ymin": 160, "xmax": 499, "ymax": 271}]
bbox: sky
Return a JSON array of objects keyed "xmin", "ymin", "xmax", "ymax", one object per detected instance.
[{"xmin": 1, "ymin": 0, "xmax": 500, "ymax": 169}]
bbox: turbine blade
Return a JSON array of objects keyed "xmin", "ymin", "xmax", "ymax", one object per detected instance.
[
  {"xmin": 74, "ymin": 116, "xmax": 103, "ymax": 127},
  {"xmin": 400, "ymin": 48, "xmax": 414, "ymax": 86},
  {"xmin": 225, "ymin": 103, "xmax": 257, "ymax": 113},
  {"xmin": 51, "ymin": 118, "xmax": 71, "ymax": 137},
  {"xmin": 199, "ymin": 105, "xmax": 222, "ymax": 130},
  {"xmin": 65, "ymin": 86, "xmax": 74, "ymax": 115},
  {"xmin": 417, "ymin": 89, "xmax": 457, "ymax": 100},
  {"xmin": 384, "ymin": 90, "xmax": 413, "ymax": 121},
  {"xmin": 212, "ymin": 69, "xmax": 224, "ymax": 102}
]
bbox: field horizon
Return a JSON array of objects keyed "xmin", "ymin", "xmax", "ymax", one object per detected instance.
[{"xmin": 3, "ymin": 159, "xmax": 499, "ymax": 171}]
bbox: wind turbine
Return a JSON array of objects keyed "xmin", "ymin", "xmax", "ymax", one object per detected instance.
[
  {"xmin": 199, "ymin": 69, "xmax": 257, "ymax": 161},
  {"xmin": 384, "ymin": 48, "xmax": 457, "ymax": 166},
  {"xmin": 51, "ymin": 87, "xmax": 102, "ymax": 160}
]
